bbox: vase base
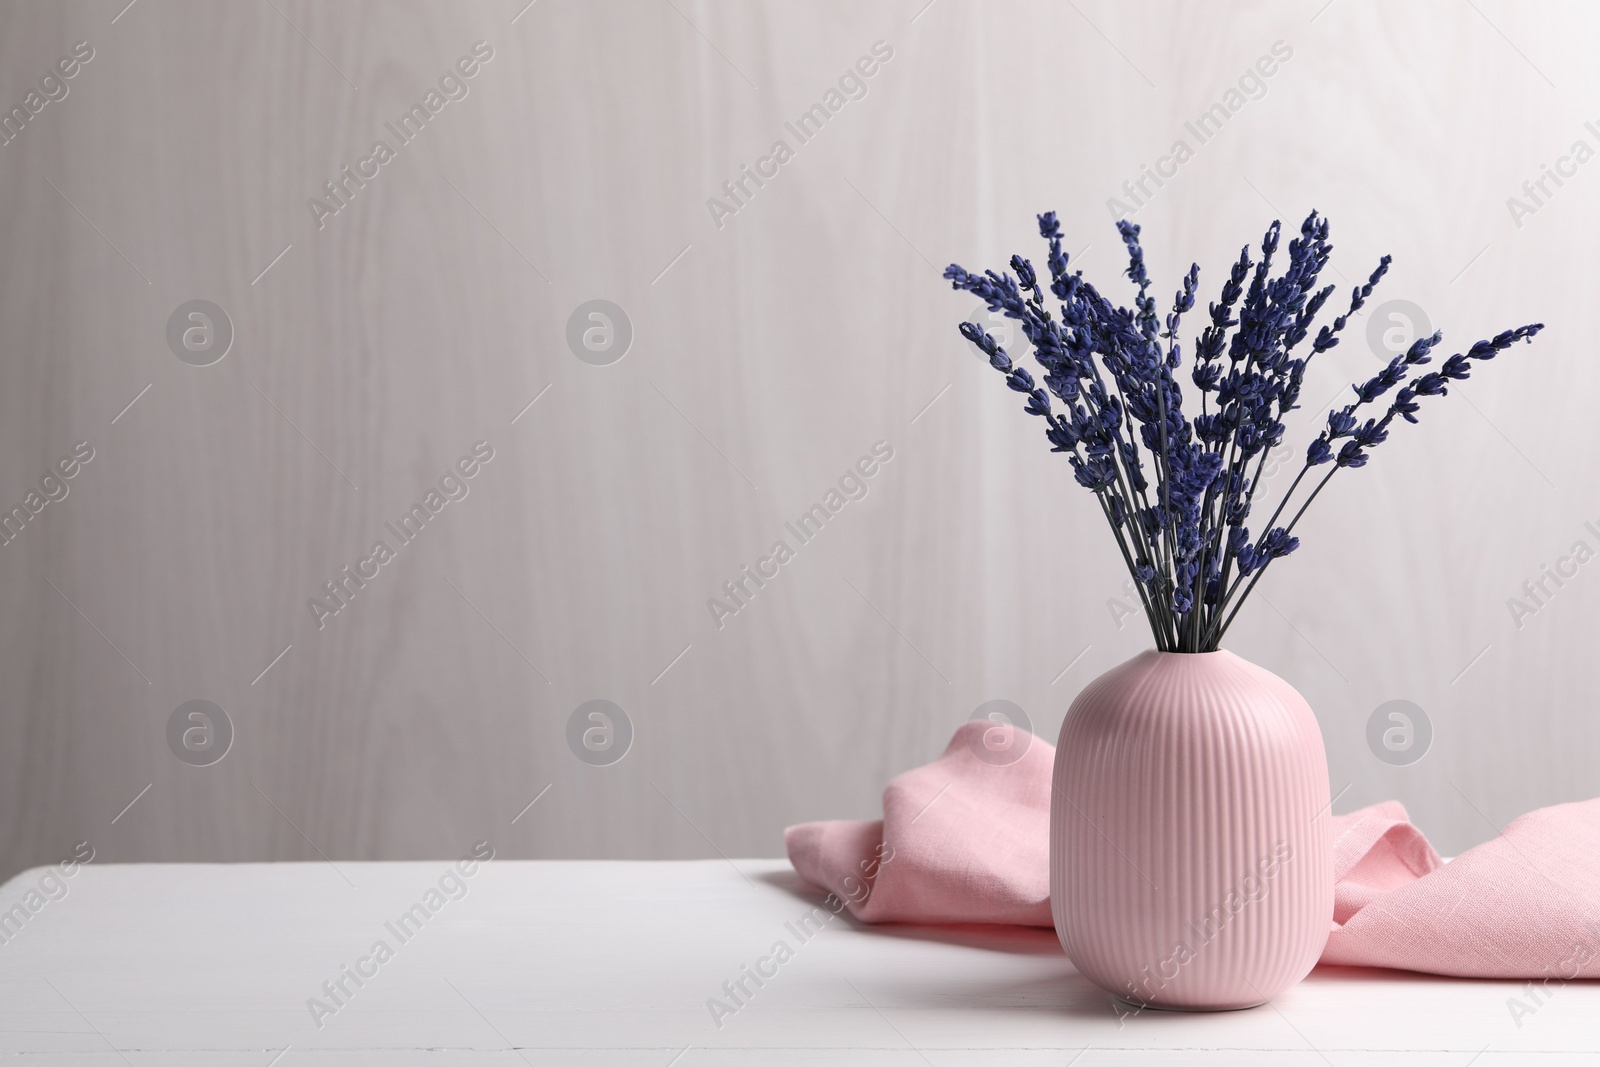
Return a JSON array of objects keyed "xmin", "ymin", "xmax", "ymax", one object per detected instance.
[{"xmin": 1112, "ymin": 995, "xmax": 1268, "ymax": 1014}]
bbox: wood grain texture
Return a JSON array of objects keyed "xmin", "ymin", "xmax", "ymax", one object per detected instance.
[{"xmin": 0, "ymin": 0, "xmax": 1596, "ymax": 881}]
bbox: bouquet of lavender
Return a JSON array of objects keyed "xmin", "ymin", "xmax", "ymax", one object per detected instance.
[{"xmin": 946, "ymin": 212, "xmax": 1542, "ymax": 652}]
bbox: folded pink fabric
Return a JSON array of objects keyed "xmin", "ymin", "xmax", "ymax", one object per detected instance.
[{"xmin": 786, "ymin": 723, "xmax": 1600, "ymax": 978}]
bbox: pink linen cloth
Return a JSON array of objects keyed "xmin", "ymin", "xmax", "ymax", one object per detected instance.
[{"xmin": 786, "ymin": 722, "xmax": 1600, "ymax": 978}]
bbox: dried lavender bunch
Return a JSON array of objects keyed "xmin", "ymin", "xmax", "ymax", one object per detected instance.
[{"xmin": 946, "ymin": 211, "xmax": 1543, "ymax": 652}]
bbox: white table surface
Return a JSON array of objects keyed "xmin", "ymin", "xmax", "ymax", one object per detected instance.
[{"xmin": 0, "ymin": 859, "xmax": 1594, "ymax": 1065}]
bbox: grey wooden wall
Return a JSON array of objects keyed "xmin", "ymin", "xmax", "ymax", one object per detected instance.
[{"xmin": 1, "ymin": 0, "xmax": 1596, "ymax": 882}]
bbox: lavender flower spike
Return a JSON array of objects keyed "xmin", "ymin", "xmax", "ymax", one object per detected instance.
[{"xmin": 945, "ymin": 210, "xmax": 1544, "ymax": 652}]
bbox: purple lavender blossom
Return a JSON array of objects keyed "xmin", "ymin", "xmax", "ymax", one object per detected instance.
[{"xmin": 944, "ymin": 212, "xmax": 1544, "ymax": 651}]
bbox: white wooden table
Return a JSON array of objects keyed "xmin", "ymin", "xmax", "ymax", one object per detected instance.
[{"xmin": 0, "ymin": 859, "xmax": 1594, "ymax": 1064}]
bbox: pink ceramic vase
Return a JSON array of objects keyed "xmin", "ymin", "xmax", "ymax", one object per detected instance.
[{"xmin": 1050, "ymin": 649, "xmax": 1332, "ymax": 1010}]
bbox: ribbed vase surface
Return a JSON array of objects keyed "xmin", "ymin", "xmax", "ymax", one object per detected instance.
[{"xmin": 1050, "ymin": 649, "xmax": 1332, "ymax": 1010}]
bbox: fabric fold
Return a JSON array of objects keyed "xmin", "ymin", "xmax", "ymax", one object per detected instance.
[{"xmin": 787, "ymin": 725, "xmax": 1600, "ymax": 979}]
